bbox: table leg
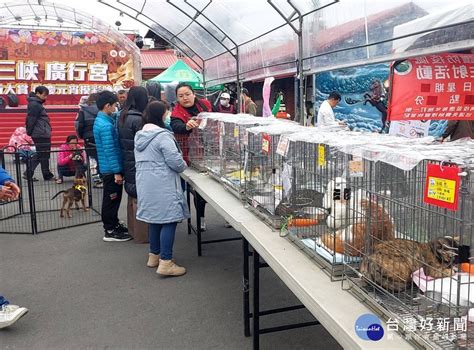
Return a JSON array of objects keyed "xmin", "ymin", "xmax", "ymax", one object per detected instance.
[
  {"xmin": 186, "ymin": 183, "xmax": 191, "ymax": 235},
  {"xmin": 253, "ymin": 248, "xmax": 260, "ymax": 350},
  {"xmin": 243, "ymin": 237, "xmax": 250, "ymax": 337},
  {"xmin": 196, "ymin": 202, "xmax": 202, "ymax": 257}
]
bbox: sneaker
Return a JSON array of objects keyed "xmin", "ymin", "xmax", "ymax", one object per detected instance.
[
  {"xmin": 103, "ymin": 229, "xmax": 132, "ymax": 242},
  {"xmin": 115, "ymin": 223, "xmax": 128, "ymax": 234},
  {"xmin": 200, "ymin": 218, "xmax": 206, "ymax": 231},
  {"xmin": 0, "ymin": 304, "xmax": 29, "ymax": 329},
  {"xmin": 157, "ymin": 259, "xmax": 186, "ymax": 276}
]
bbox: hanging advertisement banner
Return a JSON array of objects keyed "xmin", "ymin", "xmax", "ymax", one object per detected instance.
[
  {"xmin": 388, "ymin": 53, "xmax": 474, "ymax": 121},
  {"xmin": 262, "ymin": 76, "xmax": 274, "ymax": 117},
  {"xmin": 0, "ymin": 29, "xmax": 140, "ymax": 104}
]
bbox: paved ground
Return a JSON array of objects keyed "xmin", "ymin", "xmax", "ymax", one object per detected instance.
[{"xmin": 0, "ymin": 195, "xmax": 342, "ymax": 350}]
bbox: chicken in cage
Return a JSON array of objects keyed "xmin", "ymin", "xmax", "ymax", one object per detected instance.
[
  {"xmin": 244, "ymin": 122, "xmax": 305, "ymax": 226},
  {"xmin": 343, "ymin": 139, "xmax": 474, "ymax": 349}
]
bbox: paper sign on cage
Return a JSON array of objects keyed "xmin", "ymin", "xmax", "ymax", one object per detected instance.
[
  {"xmin": 318, "ymin": 145, "xmax": 326, "ymax": 167},
  {"xmin": 424, "ymin": 163, "xmax": 460, "ymax": 211},
  {"xmin": 276, "ymin": 135, "xmax": 289, "ymax": 157},
  {"xmin": 262, "ymin": 133, "xmax": 270, "ymax": 154}
]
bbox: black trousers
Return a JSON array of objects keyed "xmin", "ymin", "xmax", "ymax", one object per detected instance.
[
  {"xmin": 101, "ymin": 174, "xmax": 123, "ymax": 231},
  {"xmin": 84, "ymin": 138, "xmax": 101, "ymax": 178},
  {"xmin": 28, "ymin": 137, "xmax": 53, "ymax": 179}
]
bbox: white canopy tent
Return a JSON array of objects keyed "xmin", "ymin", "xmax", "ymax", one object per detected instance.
[{"xmin": 0, "ymin": 0, "xmax": 472, "ymax": 119}]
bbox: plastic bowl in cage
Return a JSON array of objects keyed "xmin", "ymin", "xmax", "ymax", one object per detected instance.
[
  {"xmin": 290, "ymin": 197, "xmax": 313, "ymax": 208},
  {"xmin": 300, "ymin": 207, "xmax": 328, "ymax": 220}
]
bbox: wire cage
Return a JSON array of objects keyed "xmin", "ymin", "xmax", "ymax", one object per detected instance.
[
  {"xmin": 0, "ymin": 144, "xmax": 102, "ymax": 234},
  {"xmin": 184, "ymin": 117, "xmax": 208, "ymax": 172},
  {"xmin": 244, "ymin": 122, "xmax": 304, "ymax": 227},
  {"xmin": 342, "ymin": 139, "xmax": 474, "ymax": 349},
  {"xmin": 220, "ymin": 115, "xmax": 278, "ymax": 196},
  {"xmin": 281, "ymin": 129, "xmax": 382, "ymax": 278},
  {"xmin": 186, "ymin": 113, "xmax": 234, "ymax": 174}
]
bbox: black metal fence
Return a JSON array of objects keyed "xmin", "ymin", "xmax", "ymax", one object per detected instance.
[{"xmin": 0, "ymin": 144, "xmax": 102, "ymax": 234}]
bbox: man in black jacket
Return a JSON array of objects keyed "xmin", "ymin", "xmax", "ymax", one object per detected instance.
[
  {"xmin": 75, "ymin": 93, "xmax": 102, "ymax": 186},
  {"xmin": 24, "ymin": 86, "xmax": 54, "ymax": 181}
]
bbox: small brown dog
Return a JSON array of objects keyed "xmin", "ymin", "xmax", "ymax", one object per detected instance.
[{"xmin": 51, "ymin": 177, "xmax": 89, "ymax": 218}]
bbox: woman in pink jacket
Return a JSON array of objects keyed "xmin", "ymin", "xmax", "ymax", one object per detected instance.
[
  {"xmin": 8, "ymin": 127, "xmax": 35, "ymax": 163},
  {"xmin": 56, "ymin": 135, "xmax": 86, "ymax": 184}
]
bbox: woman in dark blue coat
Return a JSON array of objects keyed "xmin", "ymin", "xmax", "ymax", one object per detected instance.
[{"xmin": 117, "ymin": 86, "xmax": 149, "ymax": 243}]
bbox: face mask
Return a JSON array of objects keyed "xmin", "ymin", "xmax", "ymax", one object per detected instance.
[{"xmin": 220, "ymin": 99, "xmax": 230, "ymax": 107}]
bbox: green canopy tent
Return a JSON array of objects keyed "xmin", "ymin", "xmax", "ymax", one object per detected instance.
[{"xmin": 148, "ymin": 59, "xmax": 223, "ymax": 91}]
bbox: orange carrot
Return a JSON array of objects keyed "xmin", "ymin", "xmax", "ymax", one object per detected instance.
[
  {"xmin": 287, "ymin": 218, "xmax": 319, "ymax": 227},
  {"xmin": 461, "ymin": 263, "xmax": 474, "ymax": 274}
]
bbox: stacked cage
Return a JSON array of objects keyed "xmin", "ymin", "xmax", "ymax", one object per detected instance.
[
  {"xmin": 186, "ymin": 113, "xmax": 232, "ymax": 173},
  {"xmin": 220, "ymin": 115, "xmax": 278, "ymax": 195},
  {"xmin": 244, "ymin": 122, "xmax": 304, "ymax": 226},
  {"xmin": 343, "ymin": 138, "xmax": 474, "ymax": 349},
  {"xmin": 282, "ymin": 130, "xmax": 381, "ymax": 277}
]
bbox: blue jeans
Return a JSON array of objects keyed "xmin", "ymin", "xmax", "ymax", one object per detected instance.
[
  {"xmin": 57, "ymin": 164, "xmax": 87, "ymax": 180},
  {"xmin": 149, "ymin": 223, "xmax": 178, "ymax": 260},
  {"xmin": 0, "ymin": 295, "xmax": 9, "ymax": 307}
]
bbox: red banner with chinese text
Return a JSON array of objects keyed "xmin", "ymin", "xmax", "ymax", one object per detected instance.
[
  {"xmin": 388, "ymin": 53, "xmax": 474, "ymax": 121},
  {"xmin": 0, "ymin": 29, "xmax": 140, "ymax": 105}
]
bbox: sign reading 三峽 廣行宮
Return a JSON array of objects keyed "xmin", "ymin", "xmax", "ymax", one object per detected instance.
[
  {"xmin": 389, "ymin": 53, "xmax": 474, "ymax": 121},
  {"xmin": 0, "ymin": 29, "xmax": 140, "ymax": 102}
]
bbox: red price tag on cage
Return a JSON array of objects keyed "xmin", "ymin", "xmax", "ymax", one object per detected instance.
[
  {"xmin": 424, "ymin": 163, "xmax": 460, "ymax": 211},
  {"xmin": 262, "ymin": 133, "xmax": 270, "ymax": 154}
]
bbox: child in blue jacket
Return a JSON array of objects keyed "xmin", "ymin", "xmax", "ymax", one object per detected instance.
[{"xmin": 93, "ymin": 91, "xmax": 131, "ymax": 242}]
